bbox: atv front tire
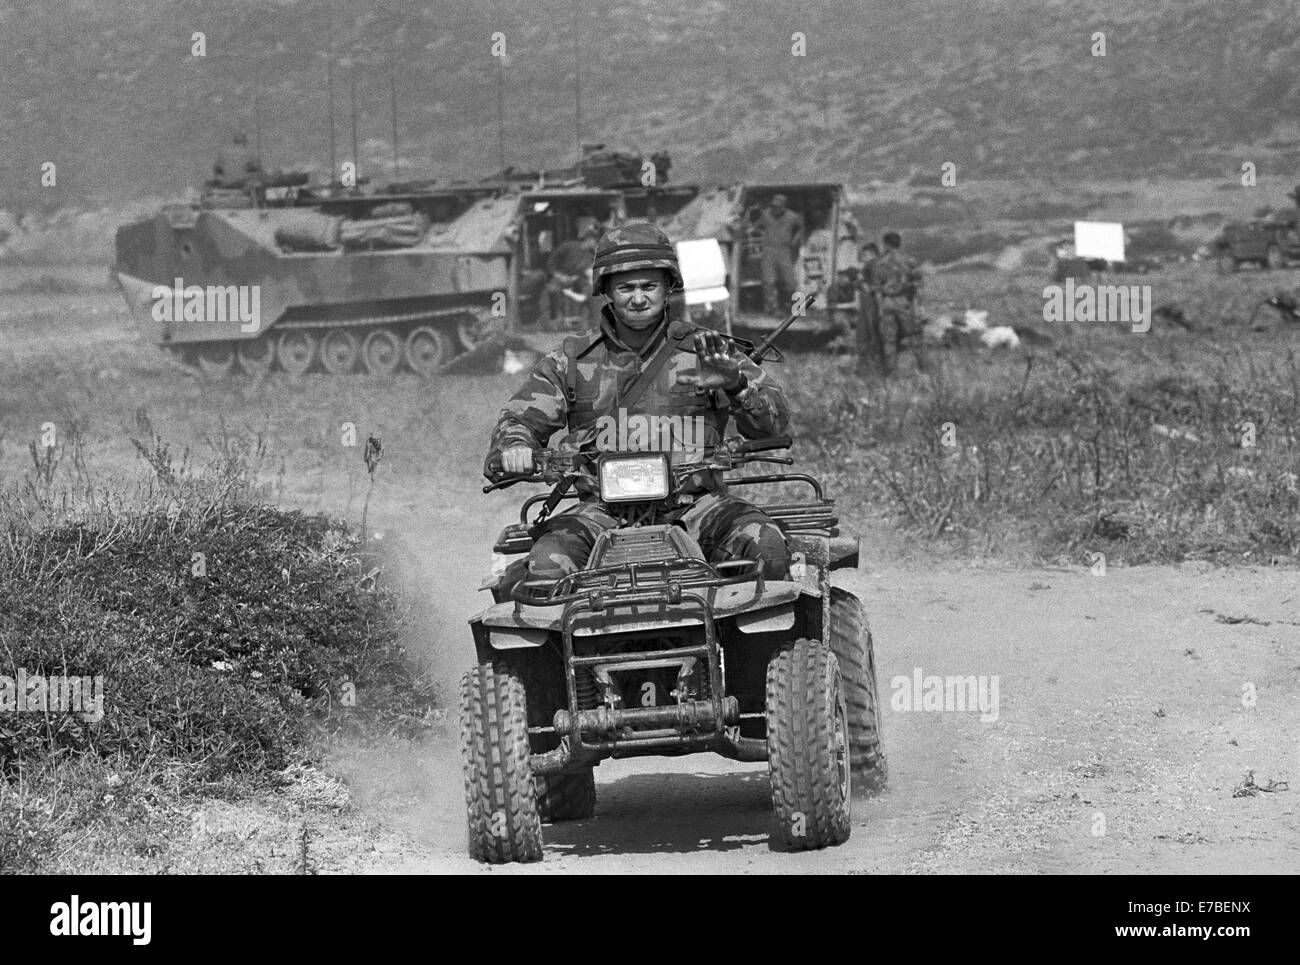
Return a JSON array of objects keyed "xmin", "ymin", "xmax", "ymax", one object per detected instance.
[
  {"xmin": 535, "ymin": 769, "xmax": 596, "ymax": 822},
  {"xmin": 828, "ymin": 587, "xmax": 888, "ymax": 791},
  {"xmin": 460, "ymin": 664, "xmax": 543, "ymax": 863},
  {"xmin": 765, "ymin": 639, "xmax": 852, "ymax": 850}
]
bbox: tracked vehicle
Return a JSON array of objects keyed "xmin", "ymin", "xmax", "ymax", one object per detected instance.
[
  {"xmin": 112, "ymin": 181, "xmax": 633, "ymax": 376},
  {"xmin": 113, "ymin": 148, "xmax": 859, "ymax": 373}
]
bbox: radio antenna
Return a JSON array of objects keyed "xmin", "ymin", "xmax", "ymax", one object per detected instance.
[
  {"xmin": 325, "ymin": 9, "xmax": 337, "ymax": 183},
  {"xmin": 572, "ymin": 0, "xmax": 582, "ymax": 166},
  {"xmin": 350, "ymin": 61, "xmax": 360, "ymax": 185},
  {"xmin": 389, "ymin": 61, "xmax": 400, "ymax": 177}
]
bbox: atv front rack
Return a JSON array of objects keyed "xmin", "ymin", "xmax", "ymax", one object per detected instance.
[
  {"xmin": 514, "ymin": 557, "xmax": 773, "ymax": 773},
  {"xmin": 526, "ymin": 586, "xmax": 750, "ymax": 772},
  {"xmin": 510, "ymin": 556, "xmax": 764, "ymax": 608}
]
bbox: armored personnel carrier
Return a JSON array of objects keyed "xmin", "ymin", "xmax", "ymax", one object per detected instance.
[
  {"xmin": 112, "ymin": 147, "xmax": 699, "ymax": 375},
  {"xmin": 113, "ymin": 147, "xmax": 859, "ymax": 374},
  {"xmin": 113, "ymin": 182, "xmax": 632, "ymax": 375}
]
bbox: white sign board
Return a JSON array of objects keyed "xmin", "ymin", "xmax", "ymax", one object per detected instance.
[
  {"xmin": 1074, "ymin": 221, "xmax": 1125, "ymax": 263},
  {"xmin": 675, "ymin": 238, "xmax": 729, "ymax": 306}
]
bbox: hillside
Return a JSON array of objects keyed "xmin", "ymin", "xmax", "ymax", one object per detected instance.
[{"xmin": 3, "ymin": 0, "xmax": 1300, "ymax": 209}]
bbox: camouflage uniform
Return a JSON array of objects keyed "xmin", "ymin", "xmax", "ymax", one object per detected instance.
[
  {"xmin": 213, "ymin": 135, "xmax": 263, "ymax": 189},
  {"xmin": 757, "ymin": 204, "xmax": 805, "ymax": 315},
  {"xmin": 869, "ymin": 247, "xmax": 924, "ymax": 370},
  {"xmin": 485, "ymin": 301, "xmax": 792, "ymax": 582},
  {"xmin": 545, "ymin": 238, "xmax": 596, "ymax": 325}
]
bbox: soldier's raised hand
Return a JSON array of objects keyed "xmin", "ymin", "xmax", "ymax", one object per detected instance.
[{"xmin": 678, "ymin": 330, "xmax": 744, "ymax": 392}]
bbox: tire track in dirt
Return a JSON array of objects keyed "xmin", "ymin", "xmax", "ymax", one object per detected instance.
[{"xmin": 339, "ymin": 545, "xmax": 1298, "ymax": 873}]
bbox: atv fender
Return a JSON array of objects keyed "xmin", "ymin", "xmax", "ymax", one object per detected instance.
[{"xmin": 735, "ymin": 602, "xmax": 795, "ymax": 634}]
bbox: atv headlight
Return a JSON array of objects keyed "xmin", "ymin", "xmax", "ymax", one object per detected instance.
[{"xmin": 598, "ymin": 452, "xmax": 670, "ymax": 502}]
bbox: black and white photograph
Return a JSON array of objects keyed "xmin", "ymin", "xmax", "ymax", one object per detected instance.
[{"xmin": 0, "ymin": 0, "xmax": 1295, "ymax": 907}]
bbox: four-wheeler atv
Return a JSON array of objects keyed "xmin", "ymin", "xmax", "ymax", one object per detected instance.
[{"xmin": 459, "ymin": 435, "xmax": 886, "ymax": 863}]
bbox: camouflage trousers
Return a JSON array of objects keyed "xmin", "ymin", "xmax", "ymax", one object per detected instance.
[
  {"xmin": 760, "ymin": 250, "xmax": 798, "ymax": 314},
  {"xmin": 880, "ymin": 297, "xmax": 925, "ymax": 372},
  {"xmin": 525, "ymin": 493, "xmax": 790, "ymax": 581}
]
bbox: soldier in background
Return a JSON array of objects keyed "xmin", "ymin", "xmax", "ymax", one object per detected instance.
[
  {"xmin": 212, "ymin": 131, "xmax": 263, "ymax": 189},
  {"xmin": 1277, "ymin": 186, "xmax": 1300, "ymax": 231},
  {"xmin": 826, "ymin": 267, "xmax": 860, "ymax": 307},
  {"xmin": 859, "ymin": 241, "xmax": 880, "ymax": 276},
  {"xmin": 545, "ymin": 217, "xmax": 602, "ymax": 328},
  {"xmin": 869, "ymin": 231, "xmax": 925, "ymax": 373},
  {"xmin": 756, "ymin": 194, "xmax": 804, "ymax": 316}
]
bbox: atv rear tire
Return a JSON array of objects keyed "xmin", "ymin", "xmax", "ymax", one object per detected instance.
[
  {"xmin": 765, "ymin": 639, "xmax": 851, "ymax": 850},
  {"xmin": 828, "ymin": 587, "xmax": 888, "ymax": 791},
  {"xmin": 459, "ymin": 664, "xmax": 543, "ymax": 863},
  {"xmin": 535, "ymin": 769, "xmax": 596, "ymax": 822}
]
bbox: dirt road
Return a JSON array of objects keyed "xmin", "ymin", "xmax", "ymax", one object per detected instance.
[
  {"xmin": 4, "ymin": 283, "xmax": 1297, "ymax": 873},
  {"xmin": 333, "ymin": 505, "xmax": 1300, "ymax": 874}
]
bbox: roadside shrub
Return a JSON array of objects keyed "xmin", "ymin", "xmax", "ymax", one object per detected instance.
[{"xmin": 0, "ymin": 439, "xmax": 435, "ymax": 784}]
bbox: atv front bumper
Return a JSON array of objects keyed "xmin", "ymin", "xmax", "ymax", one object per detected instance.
[{"xmin": 516, "ymin": 561, "xmax": 773, "ymax": 774}]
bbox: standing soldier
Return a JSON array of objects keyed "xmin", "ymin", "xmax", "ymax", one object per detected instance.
[
  {"xmin": 869, "ymin": 231, "xmax": 924, "ymax": 373},
  {"xmin": 544, "ymin": 217, "xmax": 601, "ymax": 328},
  {"xmin": 212, "ymin": 131, "xmax": 264, "ymax": 189},
  {"xmin": 855, "ymin": 242, "xmax": 884, "ymax": 375},
  {"xmin": 859, "ymin": 241, "xmax": 881, "ymax": 276},
  {"xmin": 756, "ymin": 194, "xmax": 804, "ymax": 316}
]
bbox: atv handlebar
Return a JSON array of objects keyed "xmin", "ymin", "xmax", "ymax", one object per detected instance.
[
  {"xmin": 729, "ymin": 434, "xmax": 792, "ymax": 455},
  {"xmin": 481, "ymin": 435, "xmax": 794, "ymax": 494}
]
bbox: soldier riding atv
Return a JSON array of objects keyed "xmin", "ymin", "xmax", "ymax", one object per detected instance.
[{"xmin": 459, "ymin": 224, "xmax": 886, "ymax": 863}]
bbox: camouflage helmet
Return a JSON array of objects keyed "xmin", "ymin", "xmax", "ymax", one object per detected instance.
[{"xmin": 590, "ymin": 221, "xmax": 683, "ymax": 295}]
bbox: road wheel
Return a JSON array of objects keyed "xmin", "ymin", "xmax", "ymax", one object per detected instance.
[
  {"xmin": 404, "ymin": 325, "xmax": 453, "ymax": 376},
  {"xmin": 235, "ymin": 337, "xmax": 274, "ymax": 375},
  {"xmin": 1216, "ymin": 251, "xmax": 1238, "ymax": 274},
  {"xmin": 460, "ymin": 664, "xmax": 543, "ymax": 864},
  {"xmin": 362, "ymin": 328, "xmax": 402, "ymax": 375},
  {"xmin": 828, "ymin": 587, "xmax": 888, "ymax": 791},
  {"xmin": 195, "ymin": 341, "xmax": 235, "ymax": 377},
  {"xmin": 320, "ymin": 329, "xmax": 359, "ymax": 374},
  {"xmin": 277, "ymin": 330, "xmax": 317, "ymax": 375},
  {"xmin": 457, "ymin": 309, "xmax": 501, "ymax": 352},
  {"xmin": 765, "ymin": 639, "xmax": 851, "ymax": 850},
  {"xmin": 535, "ymin": 769, "xmax": 596, "ymax": 822},
  {"xmin": 1267, "ymin": 244, "xmax": 1285, "ymax": 269}
]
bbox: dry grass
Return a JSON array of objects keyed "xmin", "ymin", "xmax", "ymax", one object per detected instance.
[
  {"xmin": 0, "ymin": 418, "xmax": 437, "ymax": 872},
  {"xmin": 787, "ymin": 264, "xmax": 1300, "ymax": 564},
  {"xmin": 3, "ymin": 259, "xmax": 1299, "ymax": 870}
]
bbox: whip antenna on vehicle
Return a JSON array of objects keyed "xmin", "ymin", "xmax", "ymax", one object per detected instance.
[
  {"xmin": 572, "ymin": 0, "xmax": 582, "ymax": 167},
  {"xmin": 496, "ymin": 49, "xmax": 507, "ymax": 174},
  {"xmin": 325, "ymin": 13, "xmax": 337, "ymax": 184},
  {"xmin": 253, "ymin": 70, "xmax": 264, "ymax": 165},
  {"xmin": 350, "ymin": 61, "xmax": 360, "ymax": 186},
  {"xmin": 389, "ymin": 60, "xmax": 400, "ymax": 177}
]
